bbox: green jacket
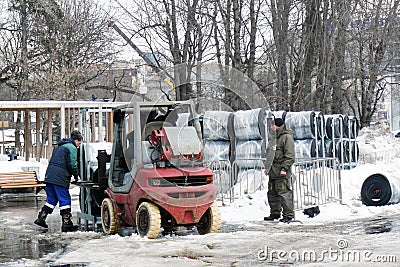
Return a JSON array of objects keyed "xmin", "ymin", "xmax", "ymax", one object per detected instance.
[{"xmin": 269, "ymin": 125, "xmax": 295, "ymax": 179}]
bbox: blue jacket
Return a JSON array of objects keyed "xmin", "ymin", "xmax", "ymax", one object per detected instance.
[{"xmin": 45, "ymin": 138, "xmax": 78, "ymax": 188}]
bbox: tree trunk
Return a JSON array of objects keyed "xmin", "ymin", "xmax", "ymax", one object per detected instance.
[{"xmin": 270, "ymin": 0, "xmax": 291, "ymax": 110}]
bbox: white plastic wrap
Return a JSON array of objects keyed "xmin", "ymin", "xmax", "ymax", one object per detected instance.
[
  {"xmin": 234, "ymin": 140, "xmax": 264, "ymax": 168},
  {"xmin": 203, "ymin": 111, "xmax": 232, "ymax": 141},
  {"xmin": 294, "ymin": 139, "xmax": 324, "ymax": 159},
  {"xmin": 203, "ymin": 140, "xmax": 230, "ymax": 161},
  {"xmin": 235, "ymin": 139, "xmax": 262, "ymax": 158},
  {"xmin": 233, "ymin": 108, "xmax": 266, "ymax": 140},
  {"xmin": 324, "ymin": 140, "xmax": 334, "ymax": 158},
  {"xmin": 285, "ymin": 111, "xmax": 325, "ymax": 140}
]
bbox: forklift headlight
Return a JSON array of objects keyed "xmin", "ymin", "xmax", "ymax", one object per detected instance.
[{"xmin": 150, "ymin": 178, "xmax": 162, "ymax": 186}]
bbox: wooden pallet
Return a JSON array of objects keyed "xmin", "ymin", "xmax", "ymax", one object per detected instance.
[{"xmin": 0, "ymin": 171, "xmax": 45, "ymax": 194}]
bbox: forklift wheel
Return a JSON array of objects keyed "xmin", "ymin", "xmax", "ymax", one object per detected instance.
[
  {"xmin": 196, "ymin": 203, "xmax": 221, "ymax": 235},
  {"xmin": 136, "ymin": 202, "xmax": 161, "ymax": 239},
  {"xmin": 101, "ymin": 198, "xmax": 120, "ymax": 235}
]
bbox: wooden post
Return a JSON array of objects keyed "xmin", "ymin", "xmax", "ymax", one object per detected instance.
[
  {"xmin": 98, "ymin": 109, "xmax": 103, "ymax": 142},
  {"xmin": 47, "ymin": 109, "xmax": 53, "ymax": 159},
  {"xmin": 60, "ymin": 104, "xmax": 66, "ymax": 138},
  {"xmin": 1, "ymin": 121, "xmax": 4, "ymax": 154},
  {"xmin": 36, "ymin": 110, "xmax": 40, "ymax": 161},
  {"xmin": 67, "ymin": 108, "xmax": 71, "ymax": 137},
  {"xmin": 72, "ymin": 108, "xmax": 76, "ymax": 130},
  {"xmin": 24, "ymin": 110, "xmax": 30, "ymax": 161},
  {"xmin": 106, "ymin": 112, "xmax": 113, "ymax": 142},
  {"xmin": 91, "ymin": 112, "xmax": 96, "ymax": 142}
]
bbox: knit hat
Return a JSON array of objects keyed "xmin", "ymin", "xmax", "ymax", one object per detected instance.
[
  {"xmin": 274, "ymin": 118, "xmax": 284, "ymax": 127},
  {"xmin": 71, "ymin": 130, "xmax": 83, "ymax": 141}
]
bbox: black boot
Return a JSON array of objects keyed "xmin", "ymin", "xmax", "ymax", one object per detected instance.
[
  {"xmin": 264, "ymin": 214, "xmax": 280, "ymax": 221},
  {"xmin": 61, "ymin": 213, "xmax": 79, "ymax": 232},
  {"xmin": 34, "ymin": 210, "xmax": 49, "ymax": 228},
  {"xmin": 279, "ymin": 216, "xmax": 293, "ymax": 223}
]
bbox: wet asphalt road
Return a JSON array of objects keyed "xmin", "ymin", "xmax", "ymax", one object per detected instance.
[{"xmin": 0, "ymin": 192, "xmax": 64, "ymax": 264}]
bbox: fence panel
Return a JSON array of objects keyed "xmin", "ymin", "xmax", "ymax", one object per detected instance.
[
  {"xmin": 206, "ymin": 160, "xmax": 233, "ymax": 203},
  {"xmin": 231, "ymin": 159, "xmax": 267, "ymax": 198},
  {"xmin": 293, "ymin": 158, "xmax": 342, "ymax": 210},
  {"xmin": 208, "ymin": 158, "xmax": 342, "ymax": 211}
]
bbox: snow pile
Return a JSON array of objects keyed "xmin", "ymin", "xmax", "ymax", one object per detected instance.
[{"xmin": 356, "ymin": 124, "xmax": 400, "ymax": 157}]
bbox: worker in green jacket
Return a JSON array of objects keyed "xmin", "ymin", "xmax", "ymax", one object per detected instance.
[{"xmin": 264, "ymin": 117, "xmax": 295, "ymax": 223}]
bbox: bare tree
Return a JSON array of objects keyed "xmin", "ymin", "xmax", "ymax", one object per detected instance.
[
  {"xmin": 28, "ymin": 0, "xmax": 117, "ymax": 100},
  {"xmin": 258, "ymin": 0, "xmax": 398, "ymax": 129},
  {"xmin": 0, "ymin": 0, "xmax": 117, "ymax": 101},
  {"xmin": 264, "ymin": 0, "xmax": 292, "ymax": 110},
  {"xmin": 212, "ymin": 0, "xmax": 266, "ymax": 110},
  {"xmin": 327, "ymin": 0, "xmax": 350, "ymax": 114},
  {"xmin": 115, "ymin": 0, "xmax": 214, "ymax": 101},
  {"xmin": 344, "ymin": 0, "xmax": 399, "ymax": 128}
]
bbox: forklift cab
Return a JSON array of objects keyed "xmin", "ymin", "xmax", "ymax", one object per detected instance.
[{"xmin": 108, "ymin": 101, "xmax": 201, "ymax": 193}]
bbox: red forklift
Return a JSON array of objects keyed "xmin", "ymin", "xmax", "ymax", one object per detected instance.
[{"xmin": 77, "ymin": 100, "xmax": 221, "ymax": 238}]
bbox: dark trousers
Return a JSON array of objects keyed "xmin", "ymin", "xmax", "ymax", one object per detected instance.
[{"xmin": 267, "ymin": 178, "xmax": 294, "ymax": 218}]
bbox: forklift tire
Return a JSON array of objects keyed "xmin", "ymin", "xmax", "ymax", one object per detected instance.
[
  {"xmin": 136, "ymin": 202, "xmax": 161, "ymax": 239},
  {"xmin": 197, "ymin": 203, "xmax": 221, "ymax": 235},
  {"xmin": 101, "ymin": 198, "xmax": 120, "ymax": 235}
]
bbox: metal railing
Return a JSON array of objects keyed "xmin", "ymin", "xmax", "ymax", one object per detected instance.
[
  {"xmin": 293, "ymin": 158, "xmax": 342, "ymax": 210},
  {"xmin": 231, "ymin": 159, "xmax": 267, "ymax": 198},
  {"xmin": 208, "ymin": 157, "xmax": 342, "ymax": 211},
  {"xmin": 207, "ymin": 160, "xmax": 232, "ymax": 204}
]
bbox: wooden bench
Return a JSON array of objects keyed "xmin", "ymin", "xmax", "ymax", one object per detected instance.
[{"xmin": 0, "ymin": 171, "xmax": 46, "ymax": 194}]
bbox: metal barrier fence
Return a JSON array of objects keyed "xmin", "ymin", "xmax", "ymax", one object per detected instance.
[
  {"xmin": 231, "ymin": 159, "xmax": 267, "ymax": 198},
  {"xmin": 293, "ymin": 158, "xmax": 342, "ymax": 210},
  {"xmin": 207, "ymin": 160, "xmax": 233, "ymax": 204},
  {"xmin": 207, "ymin": 157, "xmax": 342, "ymax": 210}
]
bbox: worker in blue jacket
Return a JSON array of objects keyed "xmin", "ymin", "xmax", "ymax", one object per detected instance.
[{"xmin": 34, "ymin": 130, "xmax": 82, "ymax": 232}]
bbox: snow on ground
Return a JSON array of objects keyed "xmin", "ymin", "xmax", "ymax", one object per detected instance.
[{"xmin": 1, "ymin": 128, "xmax": 400, "ymax": 266}]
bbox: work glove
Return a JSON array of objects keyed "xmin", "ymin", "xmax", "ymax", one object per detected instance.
[
  {"xmin": 280, "ymin": 170, "xmax": 287, "ymax": 177},
  {"xmin": 71, "ymin": 176, "xmax": 79, "ymax": 184}
]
